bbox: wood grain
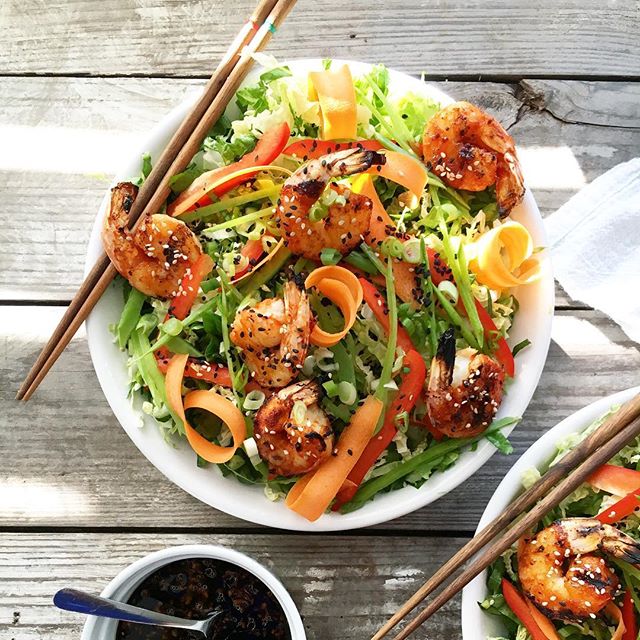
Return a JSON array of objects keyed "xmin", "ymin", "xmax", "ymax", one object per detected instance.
[
  {"xmin": 3, "ymin": 305, "xmax": 639, "ymax": 531},
  {"xmin": 3, "ymin": 76, "xmax": 639, "ymax": 304},
  {"xmin": 0, "ymin": 532, "xmax": 464, "ymax": 640},
  {"xmin": 1, "ymin": 0, "xmax": 639, "ymax": 78}
]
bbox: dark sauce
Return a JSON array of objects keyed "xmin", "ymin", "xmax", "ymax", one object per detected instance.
[{"xmin": 116, "ymin": 557, "xmax": 292, "ymax": 640}]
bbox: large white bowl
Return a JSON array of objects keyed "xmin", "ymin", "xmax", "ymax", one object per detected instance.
[
  {"xmin": 80, "ymin": 544, "xmax": 305, "ymax": 639},
  {"xmin": 461, "ymin": 386, "xmax": 640, "ymax": 639},
  {"xmin": 85, "ymin": 59, "xmax": 554, "ymax": 531}
]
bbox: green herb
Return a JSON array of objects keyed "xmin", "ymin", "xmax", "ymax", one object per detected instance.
[{"xmin": 486, "ymin": 429, "xmax": 514, "ymax": 455}]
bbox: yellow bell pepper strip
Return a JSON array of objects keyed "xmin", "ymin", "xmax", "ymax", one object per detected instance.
[
  {"xmin": 165, "ymin": 353, "xmax": 246, "ymax": 463},
  {"xmin": 305, "ymin": 266, "xmax": 363, "ymax": 347},
  {"xmin": 468, "ymin": 221, "xmax": 541, "ymax": 292},
  {"xmin": 502, "ymin": 579, "xmax": 557, "ymax": 640},
  {"xmin": 332, "ymin": 349, "xmax": 426, "ymax": 510},
  {"xmin": 285, "ymin": 395, "xmax": 384, "ymax": 521},
  {"xmin": 588, "ymin": 464, "xmax": 640, "ymax": 496},
  {"xmin": 308, "ymin": 65, "xmax": 358, "ymax": 140},
  {"xmin": 168, "ymin": 122, "xmax": 290, "ymax": 216}
]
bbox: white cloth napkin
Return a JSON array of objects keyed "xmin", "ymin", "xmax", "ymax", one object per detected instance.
[{"xmin": 544, "ymin": 158, "xmax": 640, "ymax": 343}]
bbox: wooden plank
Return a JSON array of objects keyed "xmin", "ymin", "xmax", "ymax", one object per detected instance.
[
  {"xmin": 0, "ymin": 531, "xmax": 464, "ymax": 639},
  {"xmin": 3, "ymin": 76, "xmax": 639, "ymax": 304},
  {"xmin": 1, "ymin": 0, "xmax": 639, "ymax": 78},
  {"xmin": 4, "ymin": 305, "xmax": 639, "ymax": 531}
]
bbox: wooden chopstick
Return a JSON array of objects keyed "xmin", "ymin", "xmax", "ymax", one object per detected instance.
[
  {"xmin": 17, "ymin": 0, "xmax": 296, "ymax": 401},
  {"xmin": 372, "ymin": 391, "xmax": 640, "ymax": 640}
]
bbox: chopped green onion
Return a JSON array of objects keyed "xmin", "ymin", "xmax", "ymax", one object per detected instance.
[
  {"xmin": 337, "ymin": 381, "xmax": 357, "ymax": 405},
  {"xmin": 315, "ymin": 347, "xmax": 337, "ymax": 372},
  {"xmin": 302, "ymin": 355, "xmax": 316, "ymax": 376},
  {"xmin": 292, "ymin": 400, "xmax": 307, "ymax": 423},
  {"xmin": 161, "ymin": 317, "xmax": 183, "ymax": 336},
  {"xmin": 402, "ymin": 238, "xmax": 422, "ymax": 264},
  {"xmin": 437, "ymin": 280, "xmax": 459, "ymax": 305},
  {"xmin": 320, "ymin": 248, "xmax": 342, "ymax": 266},
  {"xmin": 381, "ymin": 237, "xmax": 404, "ymax": 259},
  {"xmin": 243, "ymin": 437, "xmax": 262, "ymax": 467},
  {"xmin": 323, "ymin": 380, "xmax": 339, "ymax": 398},
  {"xmin": 243, "ymin": 390, "xmax": 266, "ymax": 411}
]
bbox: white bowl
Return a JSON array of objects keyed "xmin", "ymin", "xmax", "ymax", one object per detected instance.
[
  {"xmin": 80, "ymin": 544, "xmax": 306, "ymax": 640},
  {"xmin": 461, "ymin": 386, "xmax": 640, "ymax": 639},
  {"xmin": 85, "ymin": 58, "xmax": 554, "ymax": 531}
]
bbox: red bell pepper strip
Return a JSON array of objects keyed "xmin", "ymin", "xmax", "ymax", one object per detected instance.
[
  {"xmin": 156, "ymin": 347, "xmax": 233, "ymax": 387},
  {"xmin": 622, "ymin": 590, "xmax": 638, "ymax": 640},
  {"xmin": 169, "ymin": 122, "xmax": 291, "ymax": 214},
  {"xmin": 502, "ymin": 579, "xmax": 553, "ymax": 640},
  {"xmin": 232, "ymin": 238, "xmax": 267, "ymax": 280},
  {"xmin": 597, "ymin": 488, "xmax": 640, "ymax": 524},
  {"xmin": 589, "ymin": 464, "xmax": 640, "ymax": 497},
  {"xmin": 167, "ymin": 254, "xmax": 214, "ymax": 320},
  {"xmin": 359, "ymin": 277, "xmax": 415, "ymax": 353},
  {"xmin": 332, "ymin": 349, "xmax": 426, "ymax": 510},
  {"xmin": 473, "ymin": 299, "xmax": 515, "ymax": 377},
  {"xmin": 283, "ymin": 138, "xmax": 383, "ymax": 159}
]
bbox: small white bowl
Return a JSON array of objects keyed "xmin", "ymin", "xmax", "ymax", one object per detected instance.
[
  {"xmin": 80, "ymin": 544, "xmax": 306, "ymax": 640},
  {"xmin": 85, "ymin": 58, "xmax": 554, "ymax": 531},
  {"xmin": 460, "ymin": 386, "xmax": 640, "ymax": 639}
]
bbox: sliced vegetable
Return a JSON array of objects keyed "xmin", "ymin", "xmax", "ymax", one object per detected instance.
[
  {"xmin": 283, "ymin": 138, "xmax": 383, "ymax": 159},
  {"xmin": 165, "ymin": 353, "xmax": 246, "ymax": 463},
  {"xmin": 308, "ymin": 65, "xmax": 358, "ymax": 140},
  {"xmin": 333, "ymin": 349, "xmax": 426, "ymax": 509},
  {"xmin": 233, "ymin": 238, "xmax": 268, "ymax": 280},
  {"xmin": 621, "ymin": 591, "xmax": 637, "ymax": 640},
  {"xmin": 285, "ymin": 395, "xmax": 384, "ymax": 521},
  {"xmin": 474, "ymin": 298, "xmax": 515, "ymax": 377},
  {"xmin": 589, "ymin": 464, "xmax": 640, "ymax": 497},
  {"xmin": 308, "ymin": 278, "xmax": 358, "ymax": 347},
  {"xmin": 524, "ymin": 600, "xmax": 561, "ymax": 640},
  {"xmin": 501, "ymin": 579, "xmax": 552, "ymax": 640},
  {"xmin": 117, "ymin": 287, "xmax": 146, "ymax": 348},
  {"xmin": 605, "ymin": 602, "xmax": 627, "ymax": 640},
  {"xmin": 370, "ymin": 150, "xmax": 428, "ymax": 198},
  {"xmin": 168, "ymin": 122, "xmax": 290, "ymax": 216},
  {"xmin": 155, "ymin": 347, "xmax": 232, "ymax": 388},
  {"xmin": 167, "ymin": 254, "xmax": 214, "ymax": 320},
  {"xmin": 597, "ymin": 488, "xmax": 640, "ymax": 524},
  {"xmin": 468, "ymin": 221, "xmax": 541, "ymax": 292},
  {"xmin": 359, "ymin": 277, "xmax": 415, "ymax": 353}
]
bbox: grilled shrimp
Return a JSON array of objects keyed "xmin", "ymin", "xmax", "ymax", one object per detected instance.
[
  {"xmin": 102, "ymin": 182, "xmax": 211, "ymax": 299},
  {"xmin": 253, "ymin": 380, "xmax": 334, "ymax": 477},
  {"xmin": 276, "ymin": 148, "xmax": 386, "ymax": 260},
  {"xmin": 422, "ymin": 101, "xmax": 525, "ymax": 215},
  {"xmin": 230, "ymin": 280, "xmax": 311, "ymax": 388},
  {"xmin": 426, "ymin": 329, "xmax": 505, "ymax": 438},
  {"xmin": 518, "ymin": 518, "xmax": 640, "ymax": 621}
]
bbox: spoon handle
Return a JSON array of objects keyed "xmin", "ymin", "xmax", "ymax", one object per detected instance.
[{"xmin": 54, "ymin": 588, "xmax": 201, "ymax": 631}]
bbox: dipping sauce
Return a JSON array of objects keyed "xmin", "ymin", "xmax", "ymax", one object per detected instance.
[{"xmin": 116, "ymin": 557, "xmax": 292, "ymax": 640}]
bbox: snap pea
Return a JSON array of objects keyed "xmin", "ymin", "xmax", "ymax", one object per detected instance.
[
  {"xmin": 430, "ymin": 280, "xmax": 479, "ymax": 350},
  {"xmin": 117, "ymin": 287, "xmax": 146, "ymax": 348}
]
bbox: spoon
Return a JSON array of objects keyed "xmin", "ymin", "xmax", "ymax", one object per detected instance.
[{"xmin": 54, "ymin": 588, "xmax": 227, "ymax": 638}]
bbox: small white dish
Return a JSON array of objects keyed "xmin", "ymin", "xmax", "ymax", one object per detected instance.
[
  {"xmin": 85, "ymin": 58, "xmax": 554, "ymax": 531},
  {"xmin": 80, "ymin": 544, "xmax": 305, "ymax": 640},
  {"xmin": 460, "ymin": 386, "xmax": 640, "ymax": 639}
]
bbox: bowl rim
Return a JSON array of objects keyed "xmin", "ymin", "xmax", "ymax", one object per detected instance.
[
  {"xmin": 80, "ymin": 544, "xmax": 306, "ymax": 640},
  {"xmin": 460, "ymin": 385, "xmax": 640, "ymax": 639},
  {"xmin": 85, "ymin": 57, "xmax": 554, "ymax": 531}
]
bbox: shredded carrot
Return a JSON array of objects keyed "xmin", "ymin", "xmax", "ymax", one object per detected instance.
[
  {"xmin": 286, "ymin": 395, "xmax": 384, "ymax": 521},
  {"xmin": 605, "ymin": 602, "xmax": 627, "ymax": 640},
  {"xmin": 525, "ymin": 600, "xmax": 561, "ymax": 640},
  {"xmin": 468, "ymin": 221, "xmax": 541, "ymax": 292},
  {"xmin": 351, "ymin": 174, "xmax": 420, "ymax": 304},
  {"xmin": 371, "ymin": 150, "xmax": 428, "ymax": 198},
  {"xmin": 305, "ymin": 266, "xmax": 363, "ymax": 347},
  {"xmin": 308, "ymin": 65, "xmax": 358, "ymax": 140},
  {"xmin": 165, "ymin": 354, "xmax": 246, "ymax": 463}
]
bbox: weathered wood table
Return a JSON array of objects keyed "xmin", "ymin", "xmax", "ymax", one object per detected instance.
[{"xmin": 2, "ymin": 1, "xmax": 640, "ymax": 638}]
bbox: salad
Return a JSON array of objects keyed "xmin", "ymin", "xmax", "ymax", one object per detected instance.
[
  {"xmin": 482, "ymin": 407, "xmax": 640, "ymax": 639},
  {"xmin": 103, "ymin": 58, "xmax": 541, "ymax": 521}
]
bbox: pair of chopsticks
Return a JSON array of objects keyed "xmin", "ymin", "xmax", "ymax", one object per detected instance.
[
  {"xmin": 374, "ymin": 391, "xmax": 640, "ymax": 640},
  {"xmin": 16, "ymin": 0, "xmax": 297, "ymax": 401}
]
